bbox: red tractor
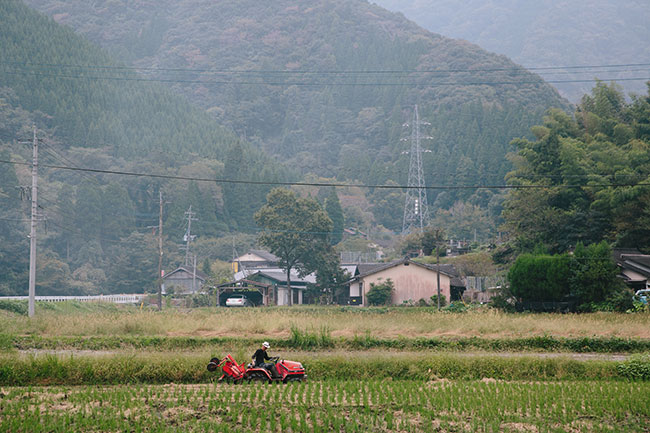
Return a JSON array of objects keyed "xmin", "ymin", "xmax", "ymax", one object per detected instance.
[{"xmin": 207, "ymin": 354, "xmax": 306, "ymax": 384}]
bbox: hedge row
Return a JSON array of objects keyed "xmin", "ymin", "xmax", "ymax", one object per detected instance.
[
  {"xmin": 1, "ymin": 353, "xmax": 648, "ymax": 386},
  {"xmin": 6, "ymin": 333, "xmax": 650, "ymax": 353}
]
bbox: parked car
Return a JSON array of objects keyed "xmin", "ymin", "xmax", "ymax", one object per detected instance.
[{"xmin": 226, "ymin": 294, "xmax": 252, "ymax": 307}]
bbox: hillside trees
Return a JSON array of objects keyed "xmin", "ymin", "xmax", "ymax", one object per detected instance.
[
  {"xmin": 502, "ymin": 82, "xmax": 650, "ymax": 254},
  {"xmin": 0, "ymin": 148, "xmax": 28, "ymax": 295}
]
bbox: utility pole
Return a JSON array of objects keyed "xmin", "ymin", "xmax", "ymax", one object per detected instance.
[
  {"xmin": 192, "ymin": 254, "xmax": 197, "ymax": 293},
  {"xmin": 436, "ymin": 237, "xmax": 441, "ymax": 311},
  {"xmin": 402, "ymin": 105, "xmax": 432, "ymax": 234},
  {"xmin": 183, "ymin": 205, "xmax": 197, "ymax": 266},
  {"xmin": 28, "ymin": 126, "xmax": 38, "ymax": 318},
  {"xmin": 433, "ymin": 228, "xmax": 444, "ymax": 311},
  {"xmin": 157, "ymin": 190, "xmax": 164, "ymax": 311}
]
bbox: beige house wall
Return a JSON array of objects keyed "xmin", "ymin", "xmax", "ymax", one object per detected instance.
[
  {"xmin": 360, "ymin": 263, "xmax": 451, "ymax": 306},
  {"xmin": 236, "ymin": 253, "xmax": 267, "ymax": 263}
]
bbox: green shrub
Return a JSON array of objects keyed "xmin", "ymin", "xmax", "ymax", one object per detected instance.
[
  {"xmin": 616, "ymin": 355, "xmax": 650, "ymax": 380},
  {"xmin": 508, "ymin": 253, "xmax": 571, "ymax": 302},
  {"xmin": 0, "ymin": 300, "xmax": 27, "ymax": 315},
  {"xmin": 366, "ymin": 279, "xmax": 394, "ymax": 306},
  {"xmin": 430, "ymin": 294, "xmax": 447, "ymax": 307},
  {"xmin": 571, "ymin": 242, "xmax": 623, "ymax": 310}
]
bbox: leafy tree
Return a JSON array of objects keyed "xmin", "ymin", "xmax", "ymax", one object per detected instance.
[
  {"xmin": 254, "ymin": 188, "xmax": 334, "ymax": 305},
  {"xmin": 503, "ymin": 85, "xmax": 650, "ymax": 254},
  {"xmin": 310, "ymin": 248, "xmax": 349, "ymax": 304},
  {"xmin": 570, "ymin": 241, "xmax": 624, "ymax": 310}
]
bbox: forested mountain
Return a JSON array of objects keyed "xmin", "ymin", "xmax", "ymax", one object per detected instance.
[
  {"xmin": 23, "ymin": 0, "xmax": 570, "ymax": 234},
  {"xmin": 1, "ymin": 0, "xmax": 576, "ymax": 296},
  {"xmin": 0, "ymin": 1, "xmax": 286, "ymax": 295},
  {"xmin": 373, "ymin": 0, "xmax": 650, "ymax": 101}
]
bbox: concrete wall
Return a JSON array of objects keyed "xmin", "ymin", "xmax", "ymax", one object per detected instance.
[{"xmin": 360, "ymin": 263, "xmax": 451, "ymax": 306}]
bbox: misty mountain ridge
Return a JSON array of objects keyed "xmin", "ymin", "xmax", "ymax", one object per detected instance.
[{"xmin": 372, "ymin": 0, "xmax": 650, "ymax": 102}]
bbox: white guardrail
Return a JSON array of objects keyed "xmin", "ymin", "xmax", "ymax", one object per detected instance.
[{"xmin": 0, "ymin": 294, "xmax": 147, "ymax": 304}]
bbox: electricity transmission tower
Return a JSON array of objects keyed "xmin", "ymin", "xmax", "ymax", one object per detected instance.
[{"xmin": 402, "ymin": 105, "xmax": 432, "ymax": 235}]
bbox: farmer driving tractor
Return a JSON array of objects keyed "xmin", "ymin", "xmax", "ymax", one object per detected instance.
[{"xmin": 252, "ymin": 341, "xmax": 279, "ymax": 378}]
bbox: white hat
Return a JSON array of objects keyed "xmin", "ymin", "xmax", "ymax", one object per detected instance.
[{"xmin": 262, "ymin": 341, "xmax": 270, "ymax": 348}]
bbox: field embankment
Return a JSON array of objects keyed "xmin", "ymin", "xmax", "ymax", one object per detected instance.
[{"xmin": 1, "ymin": 352, "xmax": 649, "ymax": 386}]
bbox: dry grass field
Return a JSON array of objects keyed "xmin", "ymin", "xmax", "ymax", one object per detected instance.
[{"xmin": 2, "ymin": 305, "xmax": 649, "ymax": 340}]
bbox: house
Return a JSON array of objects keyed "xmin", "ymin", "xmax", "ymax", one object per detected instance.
[
  {"xmin": 614, "ymin": 248, "xmax": 650, "ymax": 291},
  {"xmin": 162, "ymin": 266, "xmax": 208, "ymax": 295},
  {"xmin": 346, "ymin": 258, "xmax": 465, "ymax": 306},
  {"xmin": 219, "ymin": 268, "xmax": 314, "ymax": 306},
  {"xmin": 230, "ymin": 250, "xmax": 279, "ymax": 273}
]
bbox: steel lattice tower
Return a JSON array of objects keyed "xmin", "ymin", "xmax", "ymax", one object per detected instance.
[{"xmin": 402, "ymin": 105, "xmax": 431, "ymax": 234}]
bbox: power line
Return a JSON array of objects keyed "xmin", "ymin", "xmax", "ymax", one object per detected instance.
[
  {"xmin": 1, "ymin": 60, "xmax": 649, "ymax": 75},
  {"xmin": 1, "ymin": 159, "xmax": 649, "ymax": 191},
  {"xmin": 1, "ymin": 68, "xmax": 648, "ymax": 88}
]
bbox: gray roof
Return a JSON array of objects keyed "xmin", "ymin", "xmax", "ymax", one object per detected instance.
[
  {"xmin": 257, "ymin": 270, "xmax": 316, "ymax": 285},
  {"xmin": 235, "ymin": 267, "xmax": 316, "ymax": 284},
  {"xmin": 341, "ymin": 264, "xmax": 359, "ymax": 276},
  {"xmin": 163, "ymin": 266, "xmax": 208, "ymax": 281},
  {"xmin": 352, "ymin": 258, "xmax": 457, "ymax": 280},
  {"xmin": 614, "ymin": 248, "xmax": 650, "ymax": 278}
]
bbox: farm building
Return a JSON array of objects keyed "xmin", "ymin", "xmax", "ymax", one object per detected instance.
[
  {"xmin": 162, "ymin": 266, "xmax": 207, "ymax": 295},
  {"xmin": 346, "ymin": 258, "xmax": 464, "ymax": 306}
]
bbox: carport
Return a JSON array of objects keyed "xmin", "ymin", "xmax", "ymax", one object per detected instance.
[{"xmin": 215, "ymin": 279, "xmax": 273, "ymax": 306}]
